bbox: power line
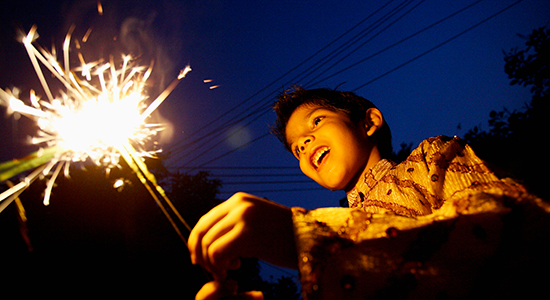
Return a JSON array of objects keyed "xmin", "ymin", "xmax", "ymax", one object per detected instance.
[
  {"xmin": 210, "ymin": 173, "xmax": 305, "ymax": 177},
  {"xmin": 303, "ymin": 0, "xmax": 426, "ymax": 87},
  {"xmin": 174, "ymin": 103, "xmax": 273, "ymax": 167},
  {"xmin": 352, "ymin": 0, "xmax": 524, "ymax": 91},
  {"xmin": 171, "ymin": 166, "xmax": 298, "ymax": 170},
  {"xmin": 218, "ymin": 187, "xmax": 326, "ymax": 195},
  {"xmin": 173, "ymin": 5, "xmax": 416, "ymax": 167},
  {"xmin": 186, "ymin": 132, "xmax": 271, "ymax": 171},
  {"xmin": 167, "ymin": 0, "xmax": 404, "ymax": 166},
  {"xmin": 170, "ymin": 0, "xmax": 520, "ymax": 171},
  {"xmin": 309, "ymin": 0, "xmax": 485, "ymax": 86},
  {"xmin": 165, "ymin": 0, "xmax": 399, "ymax": 157},
  {"xmin": 221, "ymin": 180, "xmax": 314, "ymax": 185}
]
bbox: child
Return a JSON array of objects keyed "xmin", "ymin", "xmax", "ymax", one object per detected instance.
[{"xmin": 188, "ymin": 87, "xmax": 550, "ymax": 300}]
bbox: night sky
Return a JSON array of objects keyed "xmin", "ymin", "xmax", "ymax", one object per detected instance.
[
  {"xmin": 1, "ymin": 0, "xmax": 549, "ymax": 282},
  {"xmin": 0, "ymin": 0, "xmax": 550, "ymax": 208},
  {"xmin": 157, "ymin": 0, "xmax": 549, "ymax": 210}
]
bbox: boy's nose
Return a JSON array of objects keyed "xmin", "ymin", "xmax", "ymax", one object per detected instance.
[{"xmin": 299, "ymin": 137, "xmax": 312, "ymax": 152}]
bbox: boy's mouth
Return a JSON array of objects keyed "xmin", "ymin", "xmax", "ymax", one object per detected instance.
[{"xmin": 311, "ymin": 146, "xmax": 330, "ymax": 169}]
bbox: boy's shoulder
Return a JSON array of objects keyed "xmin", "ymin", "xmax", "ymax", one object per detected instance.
[
  {"xmin": 412, "ymin": 135, "xmax": 468, "ymax": 157},
  {"xmin": 421, "ymin": 135, "xmax": 466, "ymax": 148},
  {"xmin": 403, "ymin": 135, "xmax": 481, "ymax": 172}
]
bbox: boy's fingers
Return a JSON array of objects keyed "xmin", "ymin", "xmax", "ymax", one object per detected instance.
[
  {"xmin": 188, "ymin": 201, "xmax": 233, "ymax": 265},
  {"xmin": 195, "ymin": 279, "xmax": 238, "ymax": 300},
  {"xmin": 199, "ymin": 211, "xmax": 242, "ymax": 273},
  {"xmin": 235, "ymin": 291, "xmax": 265, "ymax": 300},
  {"xmin": 195, "ymin": 280, "xmax": 264, "ymax": 300},
  {"xmin": 203, "ymin": 223, "xmax": 244, "ymax": 275}
]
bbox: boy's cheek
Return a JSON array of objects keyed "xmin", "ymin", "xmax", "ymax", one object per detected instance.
[{"xmin": 300, "ymin": 164, "xmax": 319, "ymax": 183}]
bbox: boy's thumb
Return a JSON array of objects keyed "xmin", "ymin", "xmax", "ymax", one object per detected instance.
[{"xmin": 235, "ymin": 291, "xmax": 264, "ymax": 300}]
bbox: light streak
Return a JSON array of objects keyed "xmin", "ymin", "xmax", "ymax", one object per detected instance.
[
  {"xmin": 0, "ymin": 25, "xmax": 192, "ymax": 243},
  {"xmin": 97, "ymin": 0, "xmax": 104, "ymax": 16}
]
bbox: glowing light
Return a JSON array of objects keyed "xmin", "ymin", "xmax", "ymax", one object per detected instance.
[
  {"xmin": 97, "ymin": 0, "xmax": 104, "ymax": 15},
  {"xmin": 0, "ymin": 25, "xmax": 192, "ymax": 241},
  {"xmin": 203, "ymin": 78, "xmax": 219, "ymax": 90},
  {"xmin": 1, "ymin": 25, "xmax": 177, "ymax": 172},
  {"xmin": 113, "ymin": 179, "xmax": 124, "ymax": 189}
]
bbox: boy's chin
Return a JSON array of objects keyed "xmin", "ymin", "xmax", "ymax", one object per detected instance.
[
  {"xmin": 318, "ymin": 180, "xmax": 347, "ymax": 191},
  {"xmin": 320, "ymin": 177, "xmax": 360, "ymax": 193}
]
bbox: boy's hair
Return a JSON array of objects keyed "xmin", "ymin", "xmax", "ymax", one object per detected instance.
[{"xmin": 272, "ymin": 86, "xmax": 393, "ymax": 158}]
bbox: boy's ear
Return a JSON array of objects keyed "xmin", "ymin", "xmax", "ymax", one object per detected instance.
[{"xmin": 363, "ymin": 108, "xmax": 384, "ymax": 137}]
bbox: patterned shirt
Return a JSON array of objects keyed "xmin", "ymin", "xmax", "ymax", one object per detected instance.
[{"xmin": 292, "ymin": 136, "xmax": 549, "ymax": 299}]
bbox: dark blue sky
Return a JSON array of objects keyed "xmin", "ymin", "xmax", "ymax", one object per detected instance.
[
  {"xmin": 1, "ymin": 0, "xmax": 549, "ymax": 208},
  {"xmin": 160, "ymin": 0, "xmax": 550, "ymax": 210},
  {"xmin": 1, "ymin": 0, "xmax": 549, "ymax": 284}
]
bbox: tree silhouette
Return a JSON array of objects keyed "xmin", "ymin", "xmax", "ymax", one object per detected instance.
[
  {"xmin": 463, "ymin": 27, "xmax": 549, "ymax": 201},
  {"xmin": 0, "ymin": 162, "xmax": 209, "ymax": 297},
  {"xmin": 167, "ymin": 170, "xmax": 222, "ymax": 227},
  {"xmin": 0, "ymin": 160, "xmax": 301, "ymax": 298}
]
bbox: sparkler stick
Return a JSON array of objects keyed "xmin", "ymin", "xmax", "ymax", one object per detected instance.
[
  {"xmin": 117, "ymin": 142, "xmax": 191, "ymax": 245},
  {"xmin": 0, "ymin": 147, "xmax": 60, "ymax": 182},
  {"xmin": 0, "ymin": 165, "xmax": 47, "ymax": 214},
  {"xmin": 0, "ymin": 24, "xmax": 193, "ymax": 242}
]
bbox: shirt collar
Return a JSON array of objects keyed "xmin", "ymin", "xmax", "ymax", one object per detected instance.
[{"xmin": 346, "ymin": 159, "xmax": 396, "ymax": 208}]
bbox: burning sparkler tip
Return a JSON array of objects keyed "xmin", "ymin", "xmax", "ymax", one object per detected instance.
[
  {"xmin": 25, "ymin": 25, "xmax": 41, "ymax": 43},
  {"xmin": 178, "ymin": 65, "xmax": 192, "ymax": 79}
]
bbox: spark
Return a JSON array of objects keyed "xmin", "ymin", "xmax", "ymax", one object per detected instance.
[
  {"xmin": 0, "ymin": 25, "xmax": 192, "ymax": 242},
  {"xmin": 113, "ymin": 179, "xmax": 125, "ymax": 189},
  {"xmin": 97, "ymin": 0, "xmax": 104, "ymax": 16},
  {"xmin": 203, "ymin": 78, "xmax": 220, "ymax": 89}
]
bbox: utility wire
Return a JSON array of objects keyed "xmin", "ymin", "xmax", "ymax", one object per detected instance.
[
  {"xmin": 173, "ymin": 0, "xmax": 490, "ymax": 169},
  {"xmin": 352, "ymin": 0, "xmax": 523, "ymax": 91},
  {"xmin": 303, "ymin": 0, "xmax": 426, "ymax": 87},
  {"xmin": 165, "ymin": 0, "xmax": 398, "ymax": 157},
  {"xmin": 218, "ymin": 187, "xmax": 326, "ymax": 195},
  {"xmin": 187, "ymin": 132, "xmax": 271, "ymax": 171},
  {"xmin": 173, "ymin": 166, "xmax": 298, "ymax": 170},
  {"xmin": 175, "ymin": 102, "xmax": 273, "ymax": 167},
  {"xmin": 171, "ymin": 0, "xmax": 520, "ymax": 172},
  {"xmin": 222, "ymin": 180, "xmax": 314, "ymax": 185},
  {"xmin": 170, "ymin": 0, "xmax": 422, "ymax": 167},
  {"xmin": 167, "ymin": 0, "xmax": 405, "ymax": 164},
  {"xmin": 210, "ymin": 173, "xmax": 305, "ymax": 177},
  {"xmin": 309, "ymin": 0, "xmax": 485, "ymax": 86}
]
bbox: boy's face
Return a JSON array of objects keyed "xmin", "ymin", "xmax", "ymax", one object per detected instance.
[{"xmin": 285, "ymin": 103, "xmax": 376, "ymax": 191}]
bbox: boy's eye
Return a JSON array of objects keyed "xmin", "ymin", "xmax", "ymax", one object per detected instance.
[{"xmin": 313, "ymin": 116, "xmax": 324, "ymax": 127}]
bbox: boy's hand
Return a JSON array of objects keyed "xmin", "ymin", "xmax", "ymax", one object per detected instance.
[
  {"xmin": 195, "ymin": 279, "xmax": 264, "ymax": 300},
  {"xmin": 188, "ymin": 192, "xmax": 297, "ymax": 279}
]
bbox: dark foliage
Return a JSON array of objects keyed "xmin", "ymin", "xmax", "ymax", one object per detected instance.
[
  {"xmin": 0, "ymin": 162, "xmax": 208, "ymax": 298},
  {"xmin": 0, "ymin": 159, "xmax": 300, "ymax": 298},
  {"xmin": 463, "ymin": 27, "xmax": 549, "ymax": 201}
]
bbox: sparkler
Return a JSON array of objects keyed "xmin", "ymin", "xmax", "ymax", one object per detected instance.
[{"xmin": 0, "ymin": 25, "xmax": 192, "ymax": 244}]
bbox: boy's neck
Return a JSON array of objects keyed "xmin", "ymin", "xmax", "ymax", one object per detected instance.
[{"xmin": 345, "ymin": 146, "xmax": 382, "ymax": 194}]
